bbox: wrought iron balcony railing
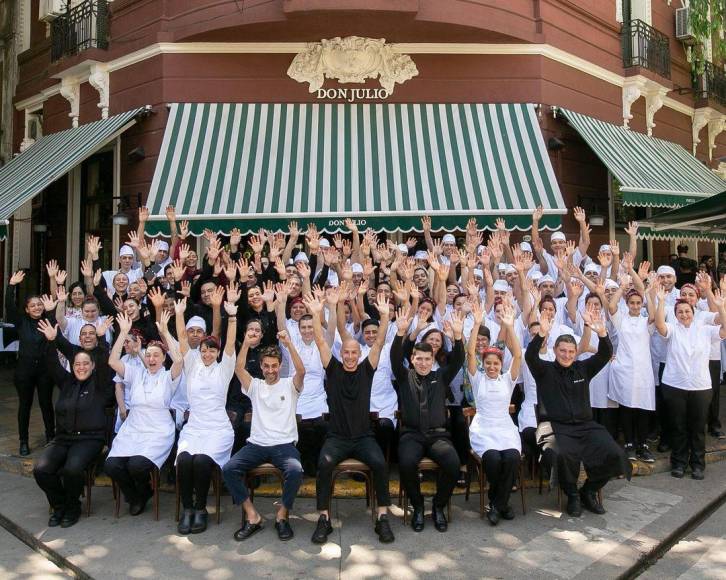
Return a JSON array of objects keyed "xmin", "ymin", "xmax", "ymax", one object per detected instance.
[
  {"xmin": 51, "ymin": 0, "xmax": 109, "ymax": 63},
  {"xmin": 621, "ymin": 18, "xmax": 671, "ymax": 79},
  {"xmin": 693, "ymin": 61, "xmax": 726, "ymax": 106}
]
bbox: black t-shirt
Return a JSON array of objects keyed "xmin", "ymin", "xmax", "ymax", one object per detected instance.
[{"xmin": 324, "ymin": 356, "xmax": 376, "ymax": 439}]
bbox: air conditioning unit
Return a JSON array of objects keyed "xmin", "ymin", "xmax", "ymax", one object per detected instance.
[
  {"xmin": 676, "ymin": 7, "xmax": 697, "ymax": 45},
  {"xmin": 39, "ymin": 0, "xmax": 67, "ymax": 22}
]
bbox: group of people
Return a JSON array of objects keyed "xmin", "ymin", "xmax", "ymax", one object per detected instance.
[{"xmin": 7, "ymin": 205, "xmax": 725, "ymax": 540}]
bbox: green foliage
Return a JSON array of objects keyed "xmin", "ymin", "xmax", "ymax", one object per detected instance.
[{"xmin": 689, "ymin": 0, "xmax": 726, "ymax": 75}]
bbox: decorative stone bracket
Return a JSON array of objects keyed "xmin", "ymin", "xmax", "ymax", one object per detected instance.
[
  {"xmin": 692, "ymin": 107, "xmax": 724, "ymax": 158},
  {"xmin": 622, "ymin": 76, "xmax": 669, "ymax": 136},
  {"xmin": 287, "ymin": 36, "xmax": 418, "ymax": 94},
  {"xmin": 60, "ymin": 77, "xmax": 81, "ymax": 128},
  {"xmin": 88, "ymin": 64, "xmax": 110, "ymax": 119},
  {"xmin": 707, "ymin": 116, "xmax": 726, "ymax": 160}
]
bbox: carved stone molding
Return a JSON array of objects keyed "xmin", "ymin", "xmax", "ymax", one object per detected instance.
[
  {"xmin": 692, "ymin": 107, "xmax": 719, "ymax": 155},
  {"xmin": 287, "ymin": 36, "xmax": 418, "ymax": 94},
  {"xmin": 88, "ymin": 64, "xmax": 110, "ymax": 119},
  {"xmin": 622, "ymin": 78, "xmax": 644, "ymax": 128},
  {"xmin": 622, "ymin": 76, "xmax": 670, "ymax": 134},
  {"xmin": 644, "ymin": 86, "xmax": 668, "ymax": 137},
  {"xmin": 707, "ymin": 116, "xmax": 726, "ymax": 160},
  {"xmin": 60, "ymin": 77, "xmax": 81, "ymax": 128}
]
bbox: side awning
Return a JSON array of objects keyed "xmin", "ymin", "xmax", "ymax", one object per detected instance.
[
  {"xmin": 0, "ymin": 107, "xmax": 149, "ymax": 240},
  {"xmin": 144, "ymin": 103, "xmax": 566, "ymax": 235},
  {"xmin": 560, "ymin": 108, "xmax": 726, "ymax": 208},
  {"xmin": 642, "ymin": 190, "xmax": 726, "ymax": 242}
]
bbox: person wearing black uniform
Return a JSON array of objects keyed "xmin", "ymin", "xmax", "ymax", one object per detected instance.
[
  {"xmin": 304, "ymin": 292, "xmax": 395, "ymax": 545},
  {"xmin": 390, "ymin": 306, "xmax": 465, "ymax": 532},
  {"xmin": 5, "ymin": 271, "xmax": 56, "ymax": 456},
  {"xmin": 32, "ymin": 335, "xmax": 114, "ymax": 528},
  {"xmin": 525, "ymin": 314, "xmax": 629, "ymax": 517}
]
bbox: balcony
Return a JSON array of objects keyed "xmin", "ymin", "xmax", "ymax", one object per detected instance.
[
  {"xmin": 621, "ymin": 19, "xmax": 671, "ymax": 80},
  {"xmin": 693, "ymin": 61, "xmax": 726, "ymax": 107},
  {"xmin": 51, "ymin": 0, "xmax": 109, "ymax": 63}
]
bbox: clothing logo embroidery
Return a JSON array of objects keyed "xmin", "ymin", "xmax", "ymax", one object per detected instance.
[
  {"xmin": 573, "ymin": 379, "xmax": 585, "ymax": 383},
  {"xmin": 281, "ymin": 395, "xmax": 285, "ymax": 401}
]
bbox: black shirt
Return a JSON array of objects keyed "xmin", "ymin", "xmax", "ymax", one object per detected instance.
[
  {"xmin": 325, "ymin": 356, "xmax": 376, "ymax": 439},
  {"xmin": 525, "ymin": 333, "xmax": 612, "ymax": 424},
  {"xmin": 5, "ymin": 286, "xmax": 50, "ymax": 362}
]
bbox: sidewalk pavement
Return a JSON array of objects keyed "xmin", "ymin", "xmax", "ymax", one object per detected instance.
[{"xmin": 1, "ymin": 459, "xmax": 726, "ymax": 579}]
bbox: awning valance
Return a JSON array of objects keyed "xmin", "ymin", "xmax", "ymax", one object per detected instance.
[
  {"xmin": 638, "ymin": 189, "xmax": 726, "ymax": 241},
  {"xmin": 0, "ymin": 108, "xmax": 148, "ymax": 240},
  {"xmin": 560, "ymin": 108, "xmax": 726, "ymax": 208},
  {"xmin": 145, "ymin": 102, "xmax": 566, "ymax": 235}
]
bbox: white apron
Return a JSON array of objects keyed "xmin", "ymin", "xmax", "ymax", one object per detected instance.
[
  {"xmin": 108, "ymin": 366, "xmax": 179, "ymax": 468},
  {"xmin": 609, "ymin": 313, "xmax": 655, "ymax": 410},
  {"xmin": 468, "ymin": 370, "xmax": 521, "ymax": 456},
  {"xmin": 577, "ymin": 316, "xmax": 617, "ymax": 410},
  {"xmin": 113, "ymin": 354, "xmax": 145, "ymax": 433},
  {"xmin": 176, "ymin": 351, "xmax": 235, "ymax": 468}
]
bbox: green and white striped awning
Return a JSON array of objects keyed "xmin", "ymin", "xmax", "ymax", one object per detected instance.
[
  {"xmin": 0, "ymin": 107, "xmax": 147, "ymax": 240},
  {"xmin": 561, "ymin": 108, "xmax": 726, "ymax": 208},
  {"xmin": 145, "ymin": 102, "xmax": 565, "ymax": 235}
]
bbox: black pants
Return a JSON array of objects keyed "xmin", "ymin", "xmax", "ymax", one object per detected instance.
[
  {"xmin": 708, "ymin": 360, "xmax": 722, "ymax": 432},
  {"xmin": 482, "ymin": 449, "xmax": 521, "ymax": 510},
  {"xmin": 33, "ymin": 438, "xmax": 103, "ymax": 513},
  {"xmin": 177, "ymin": 452, "xmax": 217, "ymax": 510},
  {"xmin": 15, "ymin": 362, "xmax": 55, "ymax": 442},
  {"xmin": 619, "ymin": 405, "xmax": 651, "ymax": 447},
  {"xmin": 661, "ymin": 384, "xmax": 711, "ymax": 471},
  {"xmin": 655, "ymin": 362, "xmax": 670, "ymax": 445},
  {"xmin": 374, "ymin": 418, "xmax": 396, "ymax": 462},
  {"xmin": 398, "ymin": 431, "xmax": 460, "ymax": 509},
  {"xmin": 592, "ymin": 407, "xmax": 618, "ymax": 439},
  {"xmin": 316, "ymin": 435, "xmax": 390, "ymax": 511},
  {"xmin": 104, "ymin": 455, "xmax": 155, "ymax": 504},
  {"xmin": 520, "ymin": 427, "xmax": 538, "ymax": 466},
  {"xmin": 537, "ymin": 420, "xmax": 629, "ymax": 496},
  {"xmin": 447, "ymin": 405, "xmax": 471, "ymax": 466},
  {"xmin": 297, "ymin": 417, "xmax": 328, "ymax": 476}
]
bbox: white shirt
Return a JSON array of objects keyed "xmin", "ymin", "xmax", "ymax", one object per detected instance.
[
  {"xmin": 284, "ymin": 337, "xmax": 327, "ymax": 420},
  {"xmin": 66, "ymin": 316, "xmax": 112, "ymax": 346},
  {"xmin": 662, "ymin": 319, "xmax": 722, "ymax": 390},
  {"xmin": 246, "ymin": 377, "xmax": 301, "ymax": 446}
]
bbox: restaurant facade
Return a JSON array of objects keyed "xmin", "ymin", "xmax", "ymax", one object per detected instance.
[{"xmin": 3, "ymin": 0, "xmax": 726, "ymax": 290}]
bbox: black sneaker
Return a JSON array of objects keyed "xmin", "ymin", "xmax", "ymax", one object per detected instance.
[
  {"xmin": 624, "ymin": 443, "xmax": 637, "ymax": 461},
  {"xmin": 311, "ymin": 514, "xmax": 333, "ymax": 544},
  {"xmin": 487, "ymin": 505, "xmax": 500, "ymax": 526},
  {"xmin": 636, "ymin": 445, "xmax": 655, "ymax": 463},
  {"xmin": 19, "ymin": 441, "xmax": 30, "ymax": 456},
  {"xmin": 566, "ymin": 494, "xmax": 582, "ymax": 517},
  {"xmin": 375, "ymin": 514, "xmax": 395, "ymax": 543},
  {"xmin": 691, "ymin": 468, "xmax": 705, "ymax": 480},
  {"xmin": 48, "ymin": 508, "xmax": 64, "ymax": 527},
  {"xmin": 275, "ymin": 519, "xmax": 294, "ymax": 541},
  {"xmin": 671, "ymin": 467, "xmax": 685, "ymax": 479}
]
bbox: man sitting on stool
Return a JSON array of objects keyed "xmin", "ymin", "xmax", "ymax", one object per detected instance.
[
  {"xmin": 304, "ymin": 291, "xmax": 395, "ymax": 545},
  {"xmin": 525, "ymin": 314, "xmax": 630, "ymax": 517},
  {"xmin": 223, "ymin": 330, "xmax": 305, "ymax": 542},
  {"xmin": 390, "ymin": 306, "xmax": 465, "ymax": 532}
]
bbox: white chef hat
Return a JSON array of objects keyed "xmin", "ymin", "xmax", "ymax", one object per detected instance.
[
  {"xmin": 505, "ymin": 264, "xmax": 517, "ymax": 274},
  {"xmin": 537, "ymin": 274, "xmax": 555, "ymax": 286},
  {"xmin": 493, "ymin": 280, "xmax": 510, "ymax": 292},
  {"xmin": 584, "ymin": 263, "xmax": 601, "ymax": 275},
  {"xmin": 498, "ymin": 263, "xmax": 508, "ymax": 271},
  {"xmin": 520, "ymin": 241, "xmax": 532, "ymax": 253},
  {"xmin": 657, "ymin": 265, "xmax": 676, "ymax": 276},
  {"xmin": 442, "ymin": 234, "xmax": 456, "ymax": 244},
  {"xmin": 119, "ymin": 245, "xmax": 135, "ymax": 257},
  {"xmin": 472, "ymin": 268, "xmax": 484, "ymax": 279},
  {"xmin": 551, "ymin": 232, "xmax": 566, "ymax": 242},
  {"xmin": 351, "ymin": 263, "xmax": 364, "ymax": 274},
  {"xmin": 157, "ymin": 241, "xmax": 170, "ymax": 252},
  {"xmin": 294, "ymin": 252, "xmax": 309, "ymax": 263},
  {"xmin": 528, "ymin": 271, "xmax": 543, "ymax": 282},
  {"xmin": 397, "ymin": 243, "xmax": 408, "ymax": 254},
  {"xmin": 604, "ymin": 279, "xmax": 620, "ymax": 290},
  {"xmin": 327, "ymin": 270, "xmax": 339, "ymax": 286},
  {"xmin": 414, "ymin": 250, "xmax": 428, "ymax": 260},
  {"xmin": 186, "ymin": 316, "xmax": 207, "ymax": 332},
  {"xmin": 319, "ymin": 238, "xmax": 331, "ymax": 248},
  {"xmin": 599, "ymin": 244, "xmax": 612, "ymax": 253}
]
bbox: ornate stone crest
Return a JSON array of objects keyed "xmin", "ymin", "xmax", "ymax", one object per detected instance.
[{"xmin": 287, "ymin": 36, "xmax": 418, "ymax": 94}]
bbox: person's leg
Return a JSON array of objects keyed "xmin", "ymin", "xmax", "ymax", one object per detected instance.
[
  {"xmin": 448, "ymin": 406, "xmax": 471, "ymax": 468},
  {"xmin": 315, "ymin": 437, "xmax": 352, "ymax": 513},
  {"xmin": 33, "ymin": 441, "xmax": 70, "ymax": 509},
  {"xmin": 521, "ymin": 427, "xmax": 538, "ymax": 465},
  {"xmin": 426, "ymin": 436, "xmax": 460, "ymax": 509},
  {"xmin": 656, "ymin": 363, "xmax": 670, "ymax": 448},
  {"xmin": 60, "ymin": 439, "xmax": 104, "ymax": 515},
  {"xmin": 14, "ymin": 366, "xmax": 35, "ymax": 444},
  {"xmin": 297, "ymin": 418, "xmax": 327, "ymax": 477},
  {"xmin": 191, "ymin": 454, "xmax": 216, "ymax": 510},
  {"xmin": 494, "ymin": 449, "xmax": 521, "ymax": 511},
  {"xmin": 620, "ymin": 406, "xmax": 635, "ymax": 446},
  {"xmin": 177, "ymin": 452, "xmax": 195, "ymax": 509},
  {"xmin": 352, "ymin": 436, "xmax": 391, "ymax": 511},
  {"xmin": 373, "ymin": 418, "xmax": 395, "ymax": 460},
  {"xmin": 269, "ymin": 443, "xmax": 304, "ymax": 517},
  {"xmin": 635, "ymin": 409, "xmax": 652, "ymax": 447},
  {"xmin": 104, "ymin": 456, "xmax": 136, "ymax": 503},
  {"xmin": 127, "ymin": 455, "xmax": 155, "ymax": 501},
  {"xmin": 662, "ymin": 384, "xmax": 688, "ymax": 470},
  {"xmin": 707, "ymin": 360, "xmax": 722, "ymax": 434},
  {"xmin": 222, "ymin": 444, "xmax": 267, "ymax": 507},
  {"xmin": 687, "ymin": 389, "xmax": 711, "ymax": 473},
  {"xmin": 397, "ymin": 433, "xmax": 426, "ymax": 509},
  {"xmin": 482, "ymin": 450, "xmax": 503, "ymax": 506},
  {"xmin": 36, "ymin": 371, "xmax": 56, "ymax": 440}
]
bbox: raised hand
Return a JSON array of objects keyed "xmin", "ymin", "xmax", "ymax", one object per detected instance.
[
  {"xmin": 174, "ymin": 297, "xmax": 187, "ymax": 316},
  {"xmin": 117, "ymin": 312, "xmax": 133, "ymax": 333},
  {"xmin": 500, "ymin": 303, "xmax": 515, "ymax": 327},
  {"xmin": 237, "ymin": 258, "xmax": 250, "ymax": 283},
  {"xmin": 538, "ymin": 312, "xmax": 552, "ymax": 336},
  {"xmin": 224, "ymin": 301, "xmax": 238, "ymax": 317},
  {"xmin": 261, "ymin": 280, "xmax": 276, "ymax": 303},
  {"xmin": 227, "ymin": 280, "xmax": 241, "ymax": 304},
  {"xmin": 395, "ymin": 306, "xmax": 413, "ymax": 333},
  {"xmin": 303, "ymin": 292, "xmax": 324, "ymax": 315},
  {"xmin": 570, "ymin": 279, "xmax": 585, "ymax": 298},
  {"xmin": 277, "ymin": 329, "xmax": 292, "ymax": 348},
  {"xmin": 127, "ymin": 231, "xmax": 141, "ymax": 248},
  {"xmin": 93, "ymin": 269, "xmax": 103, "ymax": 288},
  {"xmin": 296, "ymin": 260, "xmax": 311, "ymax": 280},
  {"xmin": 470, "ymin": 299, "xmax": 484, "ymax": 325},
  {"xmin": 179, "ymin": 220, "xmax": 190, "ymax": 239},
  {"xmin": 625, "ymin": 221, "xmax": 639, "ymax": 237},
  {"xmin": 573, "ymin": 206, "xmax": 587, "ymax": 223},
  {"xmin": 165, "ymin": 205, "xmax": 177, "ymax": 222},
  {"xmin": 46, "ymin": 260, "xmax": 59, "ymax": 280},
  {"xmin": 421, "ymin": 215, "xmax": 432, "ymax": 232},
  {"xmin": 37, "ymin": 319, "xmax": 58, "ymax": 341},
  {"xmin": 449, "ymin": 309, "xmax": 465, "ymax": 338},
  {"xmin": 56, "ymin": 286, "xmax": 68, "ymax": 303},
  {"xmin": 180, "ymin": 280, "xmax": 191, "ymax": 298},
  {"xmin": 97, "ymin": 316, "xmax": 114, "ymax": 337},
  {"xmin": 170, "ymin": 259, "xmax": 185, "ymax": 282},
  {"xmin": 374, "ymin": 292, "xmax": 391, "ymax": 318},
  {"xmin": 138, "ymin": 206, "xmax": 149, "ymax": 223},
  {"xmin": 156, "ymin": 309, "xmax": 171, "ymax": 335},
  {"xmin": 532, "ymin": 205, "xmax": 544, "ymax": 223},
  {"xmin": 637, "ymin": 260, "xmax": 651, "ymax": 280},
  {"xmin": 148, "ymin": 286, "xmax": 164, "ymax": 309},
  {"xmin": 210, "ymin": 285, "xmax": 225, "ymax": 307},
  {"xmin": 9, "ymin": 270, "xmax": 25, "ymax": 286},
  {"xmin": 229, "ymin": 227, "xmax": 242, "ymax": 249}
]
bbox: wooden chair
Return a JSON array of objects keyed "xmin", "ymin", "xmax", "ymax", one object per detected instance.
[
  {"xmin": 82, "ymin": 456, "xmax": 101, "ymax": 517},
  {"xmin": 174, "ymin": 463, "xmax": 222, "ymax": 524},
  {"xmin": 113, "ymin": 465, "xmax": 161, "ymax": 520},
  {"xmin": 463, "ymin": 405, "xmax": 527, "ymax": 517}
]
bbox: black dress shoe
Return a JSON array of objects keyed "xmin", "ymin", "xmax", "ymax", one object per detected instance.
[
  {"xmin": 48, "ymin": 508, "xmax": 64, "ymax": 527},
  {"xmin": 19, "ymin": 441, "xmax": 30, "ymax": 456},
  {"xmin": 129, "ymin": 495, "xmax": 150, "ymax": 517},
  {"xmin": 178, "ymin": 509, "xmax": 193, "ymax": 534},
  {"xmin": 191, "ymin": 509, "xmax": 208, "ymax": 534},
  {"xmin": 410, "ymin": 505, "xmax": 425, "ymax": 532},
  {"xmin": 671, "ymin": 467, "xmax": 685, "ymax": 479},
  {"xmin": 311, "ymin": 514, "xmax": 333, "ymax": 544},
  {"xmin": 691, "ymin": 468, "xmax": 705, "ymax": 480},
  {"xmin": 60, "ymin": 510, "xmax": 80, "ymax": 528},
  {"xmin": 580, "ymin": 490, "xmax": 606, "ymax": 515},
  {"xmin": 275, "ymin": 519, "xmax": 294, "ymax": 541},
  {"xmin": 432, "ymin": 505, "xmax": 448, "ymax": 532},
  {"xmin": 487, "ymin": 505, "xmax": 500, "ymax": 526},
  {"xmin": 234, "ymin": 518, "xmax": 264, "ymax": 541},
  {"xmin": 500, "ymin": 505, "xmax": 515, "ymax": 520},
  {"xmin": 566, "ymin": 494, "xmax": 582, "ymax": 517},
  {"xmin": 375, "ymin": 515, "xmax": 395, "ymax": 543}
]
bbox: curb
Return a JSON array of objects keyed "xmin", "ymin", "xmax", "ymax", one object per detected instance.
[{"xmin": 0, "ymin": 510, "xmax": 94, "ymax": 580}]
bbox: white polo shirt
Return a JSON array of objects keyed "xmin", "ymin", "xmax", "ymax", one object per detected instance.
[
  {"xmin": 247, "ymin": 377, "xmax": 300, "ymax": 446},
  {"xmin": 662, "ymin": 319, "xmax": 723, "ymax": 391}
]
